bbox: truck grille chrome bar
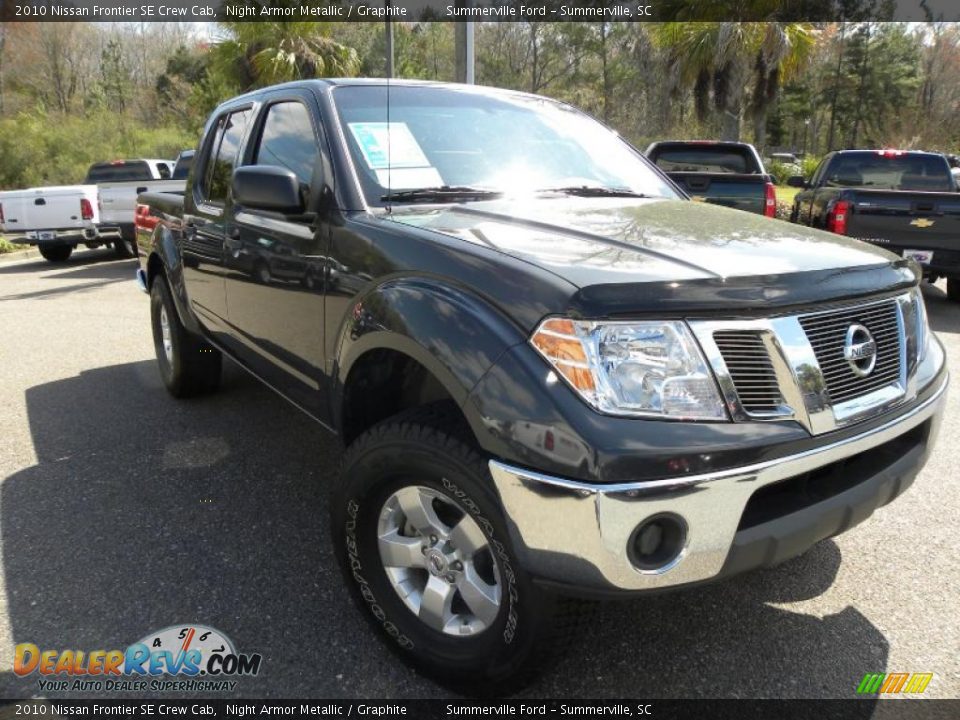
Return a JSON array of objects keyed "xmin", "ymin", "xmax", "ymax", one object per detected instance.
[
  {"xmin": 690, "ymin": 294, "xmax": 918, "ymax": 435},
  {"xmin": 799, "ymin": 301, "xmax": 902, "ymax": 404}
]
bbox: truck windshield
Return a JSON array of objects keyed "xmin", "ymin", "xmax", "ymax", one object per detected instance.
[
  {"xmin": 332, "ymin": 85, "xmax": 678, "ymax": 206},
  {"xmin": 824, "ymin": 153, "xmax": 954, "ymax": 191},
  {"xmin": 649, "ymin": 145, "xmax": 760, "ymax": 174}
]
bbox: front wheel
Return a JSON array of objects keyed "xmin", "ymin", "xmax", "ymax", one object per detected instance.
[
  {"xmin": 330, "ymin": 405, "xmax": 590, "ymax": 693},
  {"xmin": 39, "ymin": 244, "xmax": 73, "ymax": 263},
  {"xmin": 947, "ymin": 278, "xmax": 960, "ymax": 303},
  {"xmin": 150, "ymin": 276, "xmax": 222, "ymax": 398}
]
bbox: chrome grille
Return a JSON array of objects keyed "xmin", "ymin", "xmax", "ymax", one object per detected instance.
[
  {"xmin": 713, "ymin": 331, "xmax": 782, "ymax": 414},
  {"xmin": 799, "ymin": 301, "xmax": 902, "ymax": 405}
]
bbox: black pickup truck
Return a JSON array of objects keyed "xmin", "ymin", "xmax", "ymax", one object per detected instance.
[
  {"xmin": 788, "ymin": 149, "xmax": 960, "ymax": 301},
  {"xmin": 137, "ymin": 80, "xmax": 947, "ymax": 690},
  {"xmin": 645, "ymin": 140, "xmax": 777, "ymax": 216}
]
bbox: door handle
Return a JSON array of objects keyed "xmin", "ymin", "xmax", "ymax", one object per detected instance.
[{"xmin": 136, "ymin": 186, "xmax": 148, "ymax": 194}]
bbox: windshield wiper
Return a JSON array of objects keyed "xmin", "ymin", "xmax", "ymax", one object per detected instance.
[
  {"xmin": 382, "ymin": 186, "xmax": 503, "ymax": 203},
  {"xmin": 536, "ymin": 186, "xmax": 654, "ymax": 198}
]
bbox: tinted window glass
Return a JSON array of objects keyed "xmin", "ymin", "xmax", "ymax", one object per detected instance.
[
  {"xmin": 205, "ymin": 109, "xmax": 252, "ymax": 204},
  {"xmin": 651, "ymin": 147, "xmax": 759, "ymax": 174},
  {"xmin": 811, "ymin": 158, "xmax": 829, "ymax": 185},
  {"xmin": 157, "ymin": 163, "xmax": 171, "ymax": 179},
  {"xmin": 254, "ymin": 102, "xmax": 319, "ymax": 187},
  {"xmin": 172, "ymin": 152, "xmax": 194, "ymax": 180},
  {"xmin": 84, "ymin": 161, "xmax": 152, "ymax": 183},
  {"xmin": 824, "ymin": 153, "xmax": 953, "ymax": 191}
]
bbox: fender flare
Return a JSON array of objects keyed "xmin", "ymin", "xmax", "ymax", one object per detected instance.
[
  {"xmin": 146, "ymin": 224, "xmax": 203, "ymax": 336},
  {"xmin": 332, "ymin": 277, "xmax": 527, "ymax": 436}
]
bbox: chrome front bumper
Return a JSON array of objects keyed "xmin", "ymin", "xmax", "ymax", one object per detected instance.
[{"xmin": 489, "ymin": 367, "xmax": 948, "ymax": 593}]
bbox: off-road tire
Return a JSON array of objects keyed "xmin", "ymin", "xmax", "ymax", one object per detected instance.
[
  {"xmin": 331, "ymin": 403, "xmax": 592, "ymax": 694},
  {"xmin": 150, "ymin": 275, "xmax": 222, "ymax": 398},
  {"xmin": 39, "ymin": 244, "xmax": 73, "ymax": 263}
]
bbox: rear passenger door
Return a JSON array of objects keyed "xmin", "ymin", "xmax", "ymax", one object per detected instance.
[
  {"xmin": 223, "ymin": 91, "xmax": 332, "ymax": 419},
  {"xmin": 182, "ymin": 106, "xmax": 253, "ymax": 335}
]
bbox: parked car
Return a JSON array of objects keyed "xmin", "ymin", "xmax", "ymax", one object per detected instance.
[
  {"xmin": 646, "ymin": 140, "xmax": 777, "ymax": 216},
  {"xmin": 768, "ymin": 152, "xmax": 800, "ymax": 164},
  {"xmin": 0, "ymin": 184, "xmax": 100, "ymax": 262},
  {"xmin": 764, "ymin": 151, "xmax": 803, "ymax": 178},
  {"xmin": 787, "ymin": 149, "xmax": 960, "ymax": 301},
  {"xmin": 83, "ymin": 159, "xmax": 183, "ymax": 257},
  {"xmin": 137, "ymin": 80, "xmax": 947, "ymax": 690}
]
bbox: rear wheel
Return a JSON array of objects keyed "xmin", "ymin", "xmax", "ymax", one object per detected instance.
[
  {"xmin": 331, "ymin": 404, "xmax": 591, "ymax": 693},
  {"xmin": 948, "ymin": 278, "xmax": 960, "ymax": 303},
  {"xmin": 38, "ymin": 244, "xmax": 73, "ymax": 263},
  {"xmin": 254, "ymin": 261, "xmax": 272, "ymax": 285},
  {"xmin": 150, "ymin": 276, "xmax": 222, "ymax": 398}
]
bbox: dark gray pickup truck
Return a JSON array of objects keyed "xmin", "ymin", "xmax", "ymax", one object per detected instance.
[
  {"xmin": 646, "ymin": 140, "xmax": 777, "ymax": 216},
  {"xmin": 136, "ymin": 80, "xmax": 947, "ymax": 690},
  {"xmin": 788, "ymin": 150, "xmax": 960, "ymax": 301}
]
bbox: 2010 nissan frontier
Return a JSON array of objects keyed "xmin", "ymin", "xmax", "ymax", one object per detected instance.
[{"xmin": 136, "ymin": 80, "xmax": 948, "ymax": 690}]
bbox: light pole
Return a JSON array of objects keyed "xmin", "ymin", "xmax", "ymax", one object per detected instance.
[{"xmin": 802, "ymin": 119, "xmax": 810, "ymax": 157}]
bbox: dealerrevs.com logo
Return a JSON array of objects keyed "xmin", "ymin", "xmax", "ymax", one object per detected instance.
[{"xmin": 14, "ymin": 624, "xmax": 262, "ymax": 693}]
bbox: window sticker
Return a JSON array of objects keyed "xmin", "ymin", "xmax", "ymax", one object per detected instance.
[
  {"xmin": 348, "ymin": 122, "xmax": 431, "ymax": 170},
  {"xmin": 349, "ymin": 122, "xmax": 444, "ymax": 188}
]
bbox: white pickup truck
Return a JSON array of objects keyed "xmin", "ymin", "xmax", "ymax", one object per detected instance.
[
  {"xmin": 0, "ymin": 185, "xmax": 101, "ymax": 262},
  {"xmin": 83, "ymin": 159, "xmax": 183, "ymax": 257}
]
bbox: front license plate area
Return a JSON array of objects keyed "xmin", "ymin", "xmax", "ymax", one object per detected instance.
[{"xmin": 904, "ymin": 249, "xmax": 933, "ymax": 265}]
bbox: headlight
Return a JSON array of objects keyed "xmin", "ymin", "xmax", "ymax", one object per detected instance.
[{"xmin": 530, "ymin": 318, "xmax": 727, "ymax": 420}]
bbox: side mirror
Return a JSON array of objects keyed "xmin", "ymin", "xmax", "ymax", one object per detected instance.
[
  {"xmin": 232, "ymin": 165, "xmax": 303, "ymax": 213},
  {"xmin": 786, "ymin": 175, "xmax": 808, "ymax": 189}
]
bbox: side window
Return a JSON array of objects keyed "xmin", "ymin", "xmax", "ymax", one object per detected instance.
[
  {"xmin": 810, "ymin": 157, "xmax": 829, "ymax": 187},
  {"xmin": 203, "ymin": 109, "xmax": 252, "ymax": 205},
  {"xmin": 157, "ymin": 162, "xmax": 171, "ymax": 179},
  {"xmin": 253, "ymin": 102, "xmax": 320, "ymax": 189}
]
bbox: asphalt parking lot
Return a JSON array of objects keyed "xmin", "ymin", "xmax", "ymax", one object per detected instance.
[{"xmin": 0, "ymin": 247, "xmax": 957, "ymax": 700}]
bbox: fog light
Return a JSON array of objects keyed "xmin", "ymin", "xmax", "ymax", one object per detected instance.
[{"xmin": 628, "ymin": 514, "xmax": 687, "ymax": 573}]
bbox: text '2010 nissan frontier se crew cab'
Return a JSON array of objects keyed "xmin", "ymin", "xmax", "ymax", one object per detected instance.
[{"xmin": 137, "ymin": 80, "xmax": 948, "ymax": 691}]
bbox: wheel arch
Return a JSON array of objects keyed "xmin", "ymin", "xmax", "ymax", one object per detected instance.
[
  {"xmin": 145, "ymin": 225, "xmax": 202, "ymax": 336},
  {"xmin": 333, "ymin": 277, "xmax": 527, "ymax": 448}
]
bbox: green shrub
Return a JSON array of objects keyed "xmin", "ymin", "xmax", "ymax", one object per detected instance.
[
  {"xmin": 800, "ymin": 155, "xmax": 822, "ymax": 180},
  {"xmin": 766, "ymin": 160, "xmax": 794, "ymax": 185},
  {"xmin": 0, "ymin": 235, "xmax": 21, "ymax": 254},
  {"xmin": 0, "ymin": 110, "xmax": 198, "ymax": 190}
]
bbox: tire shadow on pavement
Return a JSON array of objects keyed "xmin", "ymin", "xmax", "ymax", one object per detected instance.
[
  {"xmin": 0, "ymin": 359, "xmax": 888, "ymax": 702},
  {"xmin": 526, "ymin": 540, "xmax": 887, "ymax": 702},
  {"xmin": 0, "ymin": 248, "xmax": 123, "ymax": 277}
]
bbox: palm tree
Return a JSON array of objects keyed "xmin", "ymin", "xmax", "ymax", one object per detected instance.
[
  {"xmin": 652, "ymin": 20, "xmax": 814, "ymax": 145},
  {"xmin": 213, "ymin": 10, "xmax": 360, "ymax": 90}
]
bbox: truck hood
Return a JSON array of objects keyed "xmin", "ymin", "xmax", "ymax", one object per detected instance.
[
  {"xmin": 388, "ymin": 196, "xmax": 895, "ymax": 284},
  {"xmin": 387, "ymin": 197, "xmax": 917, "ymax": 314}
]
